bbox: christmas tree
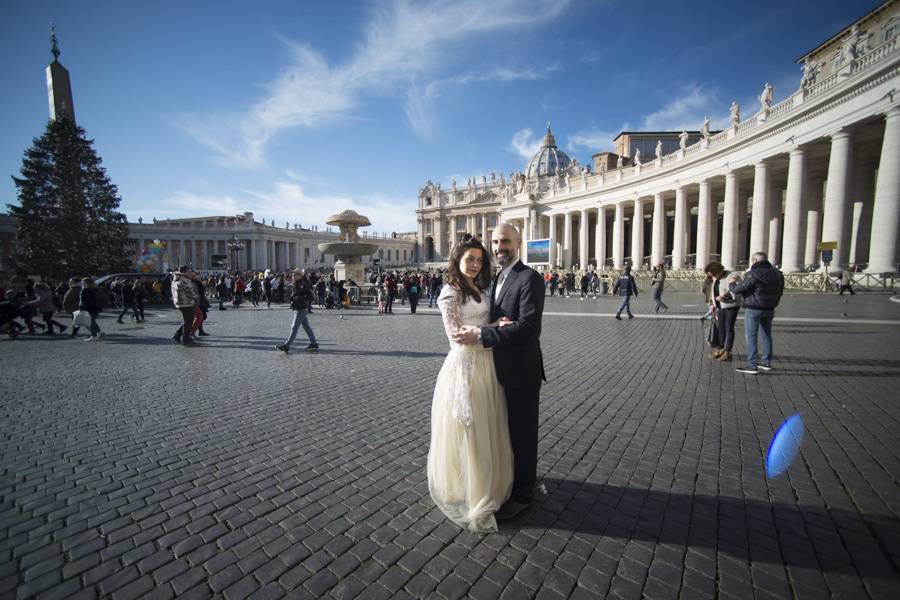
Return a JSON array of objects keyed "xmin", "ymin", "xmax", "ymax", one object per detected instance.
[{"xmin": 9, "ymin": 118, "xmax": 130, "ymax": 280}]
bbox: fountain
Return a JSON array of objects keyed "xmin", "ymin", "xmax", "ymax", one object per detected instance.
[{"xmin": 317, "ymin": 210, "xmax": 379, "ymax": 284}]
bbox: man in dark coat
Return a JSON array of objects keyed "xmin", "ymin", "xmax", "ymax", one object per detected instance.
[
  {"xmin": 453, "ymin": 222, "xmax": 546, "ymax": 520},
  {"xmin": 721, "ymin": 252, "xmax": 784, "ymax": 374}
]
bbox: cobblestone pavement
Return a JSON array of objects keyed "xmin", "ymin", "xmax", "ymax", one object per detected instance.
[{"xmin": 2, "ymin": 292, "xmax": 899, "ymax": 599}]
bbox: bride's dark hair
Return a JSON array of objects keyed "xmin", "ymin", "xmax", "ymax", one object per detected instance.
[{"xmin": 446, "ymin": 236, "xmax": 492, "ymax": 304}]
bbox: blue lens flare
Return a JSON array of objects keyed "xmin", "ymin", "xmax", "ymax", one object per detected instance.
[{"xmin": 765, "ymin": 413, "xmax": 804, "ymax": 478}]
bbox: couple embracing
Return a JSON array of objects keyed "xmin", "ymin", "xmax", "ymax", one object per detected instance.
[{"xmin": 427, "ymin": 223, "xmax": 546, "ymax": 532}]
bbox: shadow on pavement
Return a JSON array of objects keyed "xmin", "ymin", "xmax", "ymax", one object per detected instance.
[{"xmin": 500, "ymin": 478, "xmax": 899, "ymax": 579}]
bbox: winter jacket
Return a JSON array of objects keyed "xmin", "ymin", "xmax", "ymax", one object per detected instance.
[
  {"xmin": 32, "ymin": 289, "xmax": 57, "ymax": 314},
  {"xmin": 171, "ymin": 274, "xmax": 197, "ymax": 308},
  {"xmin": 728, "ymin": 260, "xmax": 783, "ymax": 310},
  {"xmin": 63, "ymin": 284, "xmax": 82, "ymax": 314},
  {"xmin": 711, "ymin": 272, "xmax": 742, "ymax": 309},
  {"xmin": 78, "ymin": 287, "xmax": 101, "ymax": 315},
  {"xmin": 613, "ymin": 273, "xmax": 638, "ymax": 297},
  {"xmin": 289, "ymin": 280, "xmax": 314, "ymax": 311}
]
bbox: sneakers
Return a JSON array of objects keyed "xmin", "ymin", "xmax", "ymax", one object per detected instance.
[
  {"xmin": 615, "ymin": 315, "xmax": 622, "ymax": 320},
  {"xmin": 305, "ymin": 343, "xmax": 319, "ymax": 352},
  {"xmin": 757, "ymin": 364, "xmax": 773, "ymax": 371},
  {"xmin": 84, "ymin": 336, "xmax": 95, "ymax": 342},
  {"xmin": 735, "ymin": 366, "xmax": 758, "ymax": 374},
  {"xmin": 275, "ymin": 344, "xmax": 289, "ymax": 354},
  {"xmin": 627, "ymin": 314, "xmax": 634, "ymax": 319}
]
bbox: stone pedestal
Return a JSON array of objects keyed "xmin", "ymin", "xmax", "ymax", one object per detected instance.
[{"xmin": 333, "ymin": 257, "xmax": 365, "ymax": 285}]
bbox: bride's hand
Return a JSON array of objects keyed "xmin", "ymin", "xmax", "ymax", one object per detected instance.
[{"xmin": 489, "ymin": 317, "xmax": 513, "ymax": 327}]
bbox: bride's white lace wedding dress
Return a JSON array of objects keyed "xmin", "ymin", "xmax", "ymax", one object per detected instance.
[{"xmin": 427, "ymin": 285, "xmax": 513, "ymax": 532}]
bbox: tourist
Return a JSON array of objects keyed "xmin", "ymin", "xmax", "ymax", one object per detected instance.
[
  {"xmin": 62, "ymin": 277, "xmax": 82, "ymax": 336},
  {"xmin": 250, "ymin": 275, "xmax": 261, "ymax": 306},
  {"xmin": 839, "ymin": 268, "xmax": 856, "ymax": 295},
  {"xmin": 171, "ymin": 266, "xmax": 199, "ymax": 347},
  {"xmin": 132, "ymin": 280, "xmax": 146, "ymax": 322},
  {"xmin": 275, "ymin": 269, "xmax": 318, "ymax": 354},
  {"xmin": 723, "ymin": 252, "xmax": 784, "ymax": 374},
  {"xmin": 651, "ymin": 264, "xmax": 669, "ymax": 313},
  {"xmin": 705, "ymin": 261, "xmax": 741, "ymax": 362},
  {"xmin": 580, "ymin": 271, "xmax": 591, "ymax": 300},
  {"xmin": 429, "ymin": 236, "xmax": 513, "ymax": 531},
  {"xmin": 78, "ymin": 277, "xmax": 103, "ymax": 341},
  {"xmin": 384, "ymin": 274, "xmax": 397, "ymax": 314},
  {"xmin": 116, "ymin": 279, "xmax": 139, "ymax": 323},
  {"xmin": 406, "ymin": 275, "xmax": 419, "ymax": 314},
  {"xmin": 33, "ymin": 282, "xmax": 66, "ymax": 335},
  {"xmin": 613, "ymin": 266, "xmax": 638, "ymax": 320}
]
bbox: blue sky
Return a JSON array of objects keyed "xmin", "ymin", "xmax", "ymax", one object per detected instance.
[{"xmin": 1, "ymin": 0, "xmax": 880, "ymax": 234}]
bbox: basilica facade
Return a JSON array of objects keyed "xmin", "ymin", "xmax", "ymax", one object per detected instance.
[{"xmin": 416, "ymin": 2, "xmax": 899, "ymax": 276}]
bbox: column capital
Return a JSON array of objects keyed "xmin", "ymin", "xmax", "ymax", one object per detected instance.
[
  {"xmin": 830, "ymin": 128, "xmax": 852, "ymax": 141},
  {"xmin": 884, "ymin": 104, "xmax": 900, "ymax": 120},
  {"xmin": 788, "ymin": 145, "xmax": 806, "ymax": 157}
]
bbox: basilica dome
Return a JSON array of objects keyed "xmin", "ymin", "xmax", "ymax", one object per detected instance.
[{"xmin": 525, "ymin": 124, "xmax": 571, "ymax": 178}]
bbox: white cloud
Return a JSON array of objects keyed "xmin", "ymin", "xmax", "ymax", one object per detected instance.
[
  {"xmin": 161, "ymin": 180, "xmax": 416, "ymax": 233},
  {"xmin": 510, "ymin": 128, "xmax": 542, "ymax": 161},
  {"xmin": 177, "ymin": 0, "xmax": 570, "ymax": 167},
  {"xmin": 641, "ymin": 83, "xmax": 728, "ymax": 131},
  {"xmin": 567, "ymin": 125, "xmax": 628, "ymax": 153}
]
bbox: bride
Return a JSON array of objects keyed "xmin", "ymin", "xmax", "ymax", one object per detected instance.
[{"xmin": 428, "ymin": 236, "xmax": 513, "ymax": 532}]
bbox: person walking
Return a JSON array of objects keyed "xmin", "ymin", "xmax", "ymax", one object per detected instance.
[
  {"xmin": 722, "ymin": 252, "xmax": 784, "ymax": 374},
  {"xmin": 276, "ymin": 269, "xmax": 318, "ymax": 354},
  {"xmin": 839, "ymin": 268, "xmax": 856, "ymax": 295},
  {"xmin": 116, "ymin": 279, "xmax": 139, "ymax": 323},
  {"xmin": 613, "ymin": 266, "xmax": 638, "ymax": 320},
  {"xmin": 406, "ymin": 276, "xmax": 419, "ymax": 314},
  {"xmin": 132, "ymin": 280, "xmax": 146, "ymax": 322},
  {"xmin": 32, "ymin": 282, "xmax": 67, "ymax": 334},
  {"xmin": 171, "ymin": 266, "xmax": 200, "ymax": 347},
  {"xmin": 452, "ymin": 223, "xmax": 547, "ymax": 522},
  {"xmin": 651, "ymin": 264, "xmax": 670, "ymax": 313},
  {"xmin": 78, "ymin": 277, "xmax": 103, "ymax": 341}
]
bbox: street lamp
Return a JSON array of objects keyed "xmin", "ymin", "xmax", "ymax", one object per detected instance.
[{"xmin": 226, "ymin": 234, "xmax": 245, "ymax": 272}]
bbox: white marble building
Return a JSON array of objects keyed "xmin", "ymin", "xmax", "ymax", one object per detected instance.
[
  {"xmin": 417, "ymin": 3, "xmax": 899, "ymax": 274},
  {"xmin": 128, "ymin": 213, "xmax": 417, "ymax": 272}
]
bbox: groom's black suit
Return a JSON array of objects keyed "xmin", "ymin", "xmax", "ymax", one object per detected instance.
[{"xmin": 480, "ymin": 260, "xmax": 546, "ymax": 502}]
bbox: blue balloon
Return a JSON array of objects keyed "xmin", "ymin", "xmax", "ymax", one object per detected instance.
[{"xmin": 765, "ymin": 413, "xmax": 804, "ymax": 478}]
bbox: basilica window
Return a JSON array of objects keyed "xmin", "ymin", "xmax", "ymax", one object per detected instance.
[
  {"xmin": 489, "ymin": 215, "xmax": 497, "ymax": 228},
  {"xmin": 424, "ymin": 196, "xmax": 432, "ymax": 207},
  {"xmin": 456, "ymin": 216, "xmax": 466, "ymax": 230},
  {"xmin": 425, "ymin": 220, "xmax": 432, "ymax": 233}
]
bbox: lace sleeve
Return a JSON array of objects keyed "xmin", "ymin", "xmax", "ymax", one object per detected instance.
[{"xmin": 437, "ymin": 285, "xmax": 463, "ymax": 342}]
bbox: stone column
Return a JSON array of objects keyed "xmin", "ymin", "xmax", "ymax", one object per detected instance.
[
  {"xmin": 821, "ymin": 130, "xmax": 854, "ymax": 269},
  {"xmin": 749, "ymin": 161, "xmax": 770, "ymax": 256},
  {"xmin": 673, "ymin": 186, "xmax": 686, "ymax": 269},
  {"xmin": 709, "ymin": 197, "xmax": 719, "ymax": 259},
  {"xmin": 867, "ymin": 106, "xmax": 900, "ymax": 273},
  {"xmin": 721, "ymin": 171, "xmax": 739, "ymax": 270},
  {"xmin": 651, "ymin": 193, "xmax": 665, "ymax": 267},
  {"xmin": 781, "ymin": 148, "xmax": 807, "ymax": 271},
  {"xmin": 596, "ymin": 206, "xmax": 607, "ymax": 269},
  {"xmin": 481, "ymin": 214, "xmax": 488, "ymax": 242},
  {"xmin": 696, "ymin": 180, "xmax": 711, "ymax": 269},
  {"xmin": 849, "ymin": 162, "xmax": 875, "ymax": 266},
  {"xmin": 631, "ymin": 198, "xmax": 644, "ymax": 268},
  {"xmin": 521, "ymin": 216, "xmax": 530, "ymax": 263},
  {"xmin": 563, "ymin": 211, "xmax": 573, "ymax": 267},
  {"xmin": 804, "ymin": 179, "xmax": 824, "ymax": 267},
  {"xmin": 448, "ymin": 216, "xmax": 457, "ymax": 250},
  {"xmin": 433, "ymin": 218, "xmax": 443, "ymax": 258},
  {"xmin": 579, "ymin": 209, "xmax": 590, "ymax": 269},
  {"xmin": 548, "ymin": 214, "xmax": 558, "ymax": 268},
  {"xmin": 767, "ymin": 186, "xmax": 782, "ymax": 266},
  {"xmin": 613, "ymin": 203, "xmax": 625, "ymax": 269}
]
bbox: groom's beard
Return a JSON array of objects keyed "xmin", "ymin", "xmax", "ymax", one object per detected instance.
[{"xmin": 494, "ymin": 251, "xmax": 514, "ymax": 268}]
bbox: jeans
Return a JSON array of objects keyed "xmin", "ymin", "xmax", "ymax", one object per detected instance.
[
  {"xmin": 88, "ymin": 313, "xmax": 101, "ymax": 337},
  {"xmin": 616, "ymin": 295, "xmax": 632, "ymax": 317},
  {"xmin": 284, "ymin": 309, "xmax": 316, "ymax": 348},
  {"xmin": 428, "ymin": 288, "xmax": 440, "ymax": 307},
  {"xmin": 652, "ymin": 285, "xmax": 668, "ymax": 312},
  {"xmin": 177, "ymin": 306, "xmax": 195, "ymax": 344},
  {"xmin": 744, "ymin": 308, "xmax": 774, "ymax": 368},
  {"xmin": 715, "ymin": 307, "xmax": 739, "ymax": 352}
]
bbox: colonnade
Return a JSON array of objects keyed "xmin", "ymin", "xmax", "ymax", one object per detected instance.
[{"xmin": 533, "ymin": 106, "xmax": 898, "ymax": 273}]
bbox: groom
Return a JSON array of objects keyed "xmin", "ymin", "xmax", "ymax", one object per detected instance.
[{"xmin": 453, "ymin": 222, "xmax": 546, "ymax": 520}]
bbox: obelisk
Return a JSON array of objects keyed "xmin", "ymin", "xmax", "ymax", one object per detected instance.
[{"xmin": 46, "ymin": 23, "xmax": 75, "ymax": 122}]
